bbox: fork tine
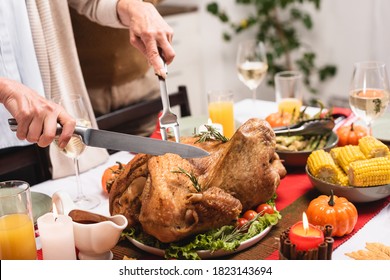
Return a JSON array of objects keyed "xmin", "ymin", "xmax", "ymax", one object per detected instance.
[
  {"xmin": 172, "ymin": 125, "xmax": 180, "ymax": 143},
  {"xmin": 159, "ymin": 121, "xmax": 180, "ymax": 142},
  {"xmin": 160, "ymin": 127, "xmax": 168, "ymax": 141}
]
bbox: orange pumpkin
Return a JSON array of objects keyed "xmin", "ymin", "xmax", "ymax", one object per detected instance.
[
  {"xmin": 306, "ymin": 190, "xmax": 358, "ymax": 237},
  {"xmin": 336, "ymin": 123, "xmax": 367, "ymax": 146},
  {"xmin": 101, "ymin": 161, "xmax": 126, "ymax": 194},
  {"xmin": 265, "ymin": 111, "xmax": 293, "ymax": 128}
]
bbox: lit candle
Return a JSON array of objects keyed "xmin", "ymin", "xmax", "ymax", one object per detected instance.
[
  {"xmin": 288, "ymin": 212, "xmax": 324, "ymax": 251},
  {"xmin": 198, "ymin": 118, "xmax": 224, "ymax": 135},
  {"xmin": 37, "ymin": 204, "xmax": 76, "ymax": 260}
]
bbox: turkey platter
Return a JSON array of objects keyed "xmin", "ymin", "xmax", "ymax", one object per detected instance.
[{"xmin": 108, "ymin": 118, "xmax": 286, "ymax": 243}]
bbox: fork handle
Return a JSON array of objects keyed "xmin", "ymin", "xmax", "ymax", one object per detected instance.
[
  {"xmin": 157, "ymin": 47, "xmax": 168, "ymax": 80},
  {"xmin": 157, "ymin": 48, "xmax": 171, "ymax": 113},
  {"xmin": 160, "ymin": 83, "xmax": 171, "ymax": 113}
]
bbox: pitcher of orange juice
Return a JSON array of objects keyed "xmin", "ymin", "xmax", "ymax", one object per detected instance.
[
  {"xmin": 207, "ymin": 90, "xmax": 235, "ymax": 138},
  {"xmin": 275, "ymin": 71, "xmax": 303, "ymax": 118},
  {"xmin": 0, "ymin": 181, "xmax": 37, "ymax": 260}
]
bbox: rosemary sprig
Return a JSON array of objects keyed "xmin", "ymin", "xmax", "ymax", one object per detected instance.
[
  {"xmin": 171, "ymin": 167, "xmax": 201, "ymax": 192},
  {"xmin": 194, "ymin": 125, "xmax": 229, "ymax": 143}
]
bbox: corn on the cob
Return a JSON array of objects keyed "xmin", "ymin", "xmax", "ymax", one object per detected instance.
[
  {"xmin": 359, "ymin": 136, "xmax": 390, "ymax": 158},
  {"xmin": 335, "ymin": 165, "xmax": 349, "ymax": 186},
  {"xmin": 337, "ymin": 145, "xmax": 366, "ymax": 173},
  {"xmin": 348, "ymin": 157, "xmax": 390, "ymax": 187},
  {"xmin": 307, "ymin": 150, "xmax": 340, "ymax": 184},
  {"xmin": 330, "ymin": 147, "xmax": 343, "ymax": 163}
]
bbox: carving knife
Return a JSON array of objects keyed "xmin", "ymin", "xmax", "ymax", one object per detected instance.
[{"xmin": 8, "ymin": 119, "xmax": 209, "ymax": 158}]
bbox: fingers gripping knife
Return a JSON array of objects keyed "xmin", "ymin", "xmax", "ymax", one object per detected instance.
[{"xmin": 157, "ymin": 52, "xmax": 180, "ymax": 143}]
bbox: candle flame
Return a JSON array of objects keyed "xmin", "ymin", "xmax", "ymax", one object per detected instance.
[{"xmin": 302, "ymin": 212, "xmax": 309, "ymax": 235}]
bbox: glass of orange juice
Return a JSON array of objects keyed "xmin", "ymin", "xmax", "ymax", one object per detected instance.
[
  {"xmin": 0, "ymin": 181, "xmax": 37, "ymax": 260},
  {"xmin": 274, "ymin": 71, "xmax": 303, "ymax": 118},
  {"xmin": 207, "ymin": 90, "xmax": 235, "ymax": 138}
]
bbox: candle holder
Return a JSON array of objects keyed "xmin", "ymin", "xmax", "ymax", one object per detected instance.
[{"xmin": 279, "ymin": 224, "xmax": 334, "ymax": 260}]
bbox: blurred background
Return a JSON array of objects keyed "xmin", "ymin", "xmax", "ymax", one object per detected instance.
[{"xmin": 160, "ymin": 0, "xmax": 390, "ymax": 116}]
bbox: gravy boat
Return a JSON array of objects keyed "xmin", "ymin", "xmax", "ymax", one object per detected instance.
[{"xmin": 52, "ymin": 191, "xmax": 128, "ymax": 260}]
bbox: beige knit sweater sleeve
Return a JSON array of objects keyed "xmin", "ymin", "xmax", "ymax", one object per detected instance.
[
  {"xmin": 67, "ymin": 0, "xmax": 125, "ymax": 28},
  {"xmin": 67, "ymin": 0, "xmax": 161, "ymax": 28}
]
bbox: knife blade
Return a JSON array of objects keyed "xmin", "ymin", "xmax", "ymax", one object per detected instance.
[{"xmin": 8, "ymin": 119, "xmax": 209, "ymax": 158}]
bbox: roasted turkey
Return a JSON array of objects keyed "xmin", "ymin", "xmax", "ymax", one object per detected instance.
[{"xmin": 108, "ymin": 118, "xmax": 286, "ymax": 243}]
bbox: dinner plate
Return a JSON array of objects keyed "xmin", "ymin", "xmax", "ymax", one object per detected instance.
[
  {"xmin": 179, "ymin": 115, "xmax": 208, "ymax": 137},
  {"xmin": 31, "ymin": 191, "xmax": 52, "ymax": 224},
  {"xmin": 306, "ymin": 166, "xmax": 390, "ymax": 203},
  {"xmin": 179, "ymin": 115, "xmax": 242, "ymax": 137},
  {"xmin": 128, "ymin": 225, "xmax": 272, "ymax": 259},
  {"xmin": 372, "ymin": 113, "xmax": 390, "ymax": 143}
]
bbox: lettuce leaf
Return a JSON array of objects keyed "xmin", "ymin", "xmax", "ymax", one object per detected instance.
[{"xmin": 123, "ymin": 208, "xmax": 281, "ymax": 260}]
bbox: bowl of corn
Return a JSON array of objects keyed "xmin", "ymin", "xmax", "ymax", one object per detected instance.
[
  {"xmin": 276, "ymin": 131, "xmax": 339, "ymax": 167},
  {"xmin": 306, "ymin": 136, "xmax": 390, "ymax": 203}
]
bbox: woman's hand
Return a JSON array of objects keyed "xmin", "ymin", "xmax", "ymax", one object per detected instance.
[
  {"xmin": 0, "ymin": 78, "xmax": 75, "ymax": 148},
  {"xmin": 116, "ymin": 0, "xmax": 175, "ymax": 78}
]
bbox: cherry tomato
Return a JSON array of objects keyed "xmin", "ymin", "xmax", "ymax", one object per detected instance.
[
  {"xmin": 242, "ymin": 210, "xmax": 258, "ymax": 221},
  {"xmin": 101, "ymin": 162, "xmax": 125, "ymax": 193},
  {"xmin": 256, "ymin": 204, "xmax": 275, "ymax": 215},
  {"xmin": 237, "ymin": 217, "xmax": 248, "ymax": 228}
]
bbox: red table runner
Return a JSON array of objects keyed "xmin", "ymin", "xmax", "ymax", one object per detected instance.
[{"xmin": 265, "ymin": 169, "xmax": 390, "ymax": 260}]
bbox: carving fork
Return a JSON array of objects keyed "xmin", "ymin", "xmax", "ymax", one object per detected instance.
[{"xmin": 157, "ymin": 54, "xmax": 180, "ymax": 142}]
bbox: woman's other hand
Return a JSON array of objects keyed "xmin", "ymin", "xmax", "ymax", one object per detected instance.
[{"xmin": 117, "ymin": 0, "xmax": 175, "ymax": 78}]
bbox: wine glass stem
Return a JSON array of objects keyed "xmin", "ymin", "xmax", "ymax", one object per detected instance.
[
  {"xmin": 252, "ymin": 88, "xmax": 257, "ymax": 101},
  {"xmin": 73, "ymin": 157, "xmax": 86, "ymax": 201},
  {"xmin": 366, "ymin": 122, "xmax": 372, "ymax": 136}
]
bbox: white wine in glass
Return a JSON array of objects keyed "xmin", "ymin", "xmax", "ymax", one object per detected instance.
[
  {"xmin": 54, "ymin": 95, "xmax": 100, "ymax": 210},
  {"xmin": 349, "ymin": 61, "xmax": 390, "ymax": 135},
  {"xmin": 236, "ymin": 39, "xmax": 268, "ymax": 101}
]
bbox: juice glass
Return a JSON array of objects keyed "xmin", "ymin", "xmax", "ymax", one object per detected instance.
[
  {"xmin": 207, "ymin": 90, "xmax": 235, "ymax": 138},
  {"xmin": 275, "ymin": 71, "xmax": 303, "ymax": 118},
  {"xmin": 0, "ymin": 181, "xmax": 37, "ymax": 260}
]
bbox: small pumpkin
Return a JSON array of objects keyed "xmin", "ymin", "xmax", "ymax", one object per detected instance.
[
  {"xmin": 101, "ymin": 161, "xmax": 126, "ymax": 194},
  {"xmin": 306, "ymin": 190, "xmax": 358, "ymax": 237},
  {"xmin": 265, "ymin": 111, "xmax": 293, "ymax": 128},
  {"xmin": 336, "ymin": 123, "xmax": 367, "ymax": 147}
]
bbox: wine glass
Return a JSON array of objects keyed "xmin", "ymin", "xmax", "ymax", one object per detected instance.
[
  {"xmin": 54, "ymin": 95, "xmax": 100, "ymax": 210},
  {"xmin": 236, "ymin": 39, "xmax": 268, "ymax": 102},
  {"xmin": 349, "ymin": 61, "xmax": 390, "ymax": 135}
]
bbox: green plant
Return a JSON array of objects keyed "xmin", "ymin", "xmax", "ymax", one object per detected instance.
[{"xmin": 206, "ymin": 0, "xmax": 337, "ymax": 101}]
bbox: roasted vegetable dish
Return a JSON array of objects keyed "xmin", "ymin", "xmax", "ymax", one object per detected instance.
[{"xmin": 276, "ymin": 133, "xmax": 330, "ymax": 152}]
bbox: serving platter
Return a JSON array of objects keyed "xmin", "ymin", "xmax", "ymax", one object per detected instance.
[
  {"xmin": 372, "ymin": 113, "xmax": 390, "ymax": 144},
  {"xmin": 306, "ymin": 166, "xmax": 390, "ymax": 203},
  {"xmin": 127, "ymin": 225, "xmax": 272, "ymax": 259}
]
